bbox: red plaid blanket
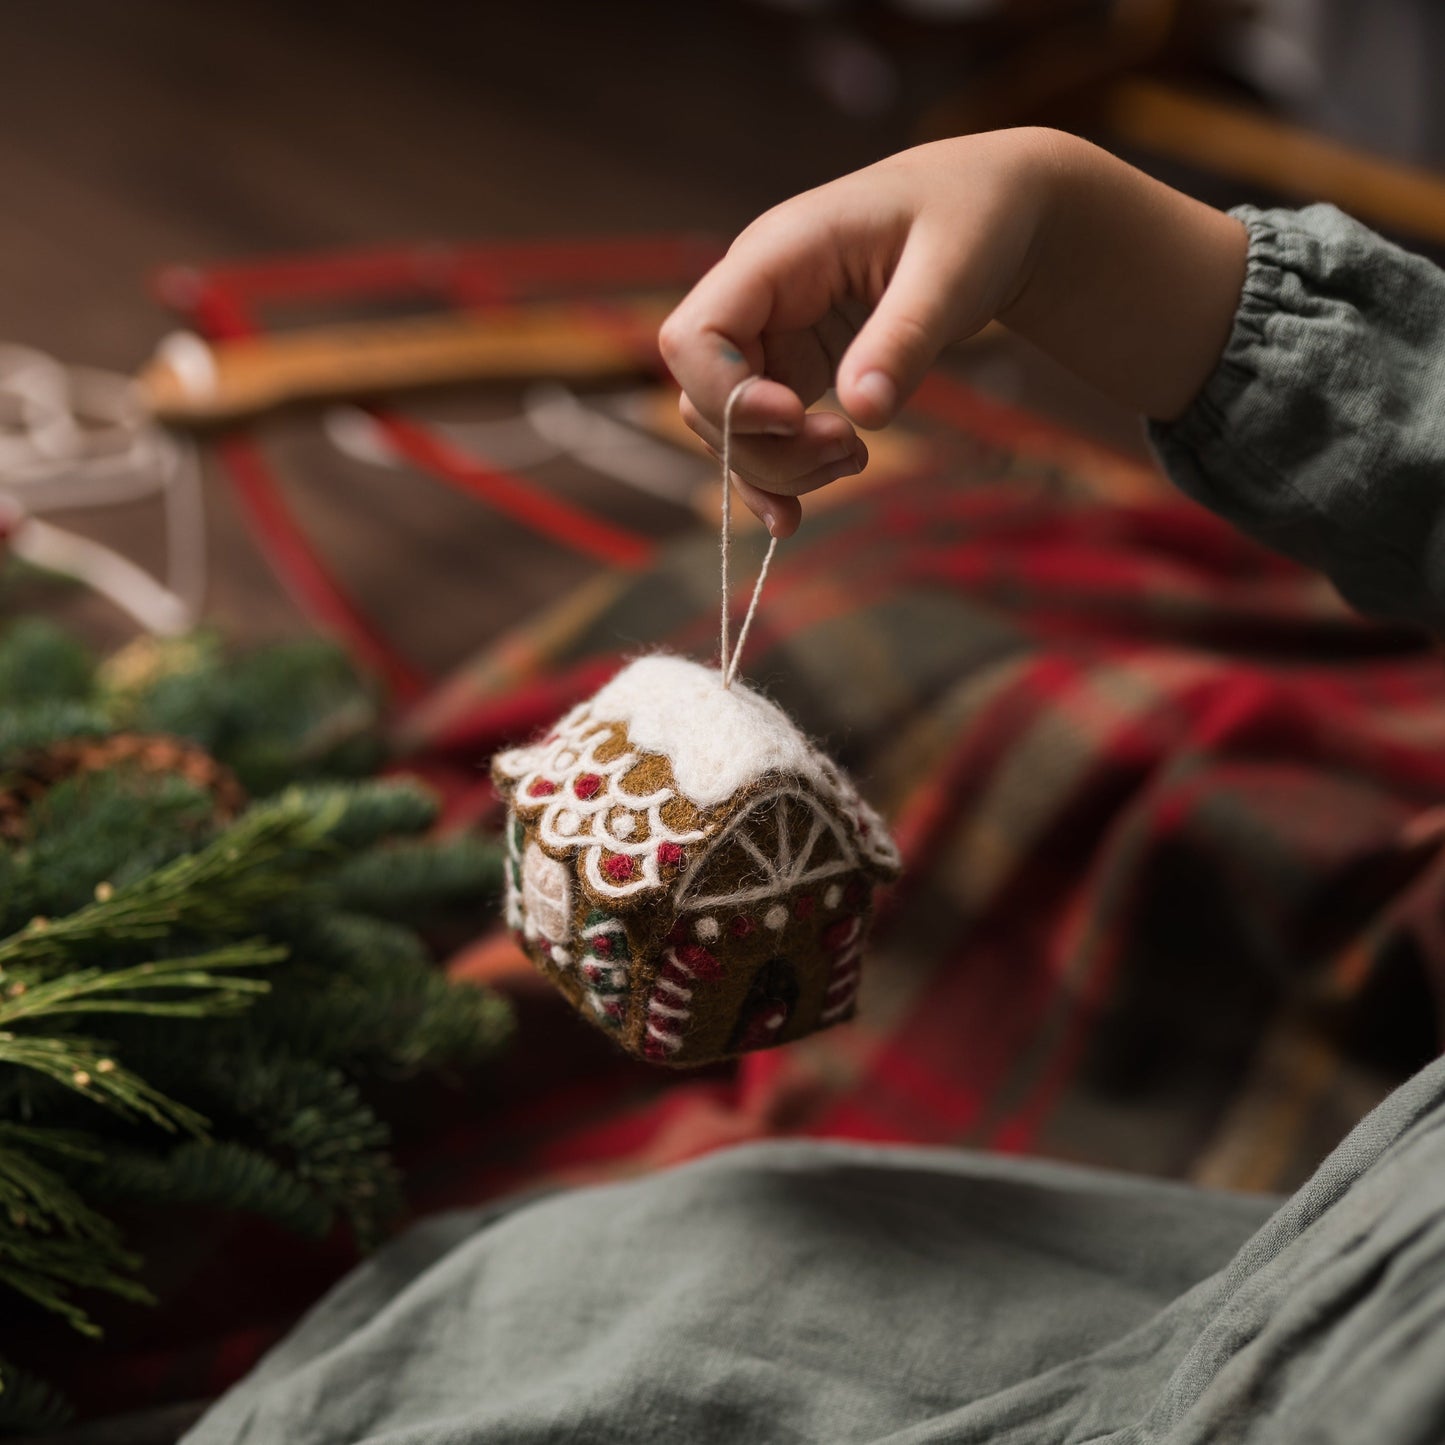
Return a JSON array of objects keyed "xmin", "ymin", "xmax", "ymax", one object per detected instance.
[
  {"xmin": 404, "ymin": 397, "xmax": 1444, "ymax": 1205},
  {"xmin": 40, "ymin": 382, "xmax": 1445, "ymax": 1426}
]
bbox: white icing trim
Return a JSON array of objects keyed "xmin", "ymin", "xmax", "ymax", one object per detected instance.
[
  {"xmin": 497, "ymin": 706, "xmax": 706, "ymax": 901},
  {"xmin": 584, "ymin": 656, "xmax": 827, "ymax": 808},
  {"xmin": 495, "ymin": 655, "xmax": 900, "ymax": 904}
]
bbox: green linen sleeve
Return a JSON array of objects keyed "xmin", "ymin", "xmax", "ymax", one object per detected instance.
[{"xmin": 1149, "ymin": 203, "xmax": 1445, "ymax": 630}]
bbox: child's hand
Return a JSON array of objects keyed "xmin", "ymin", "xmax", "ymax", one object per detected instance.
[
  {"xmin": 660, "ymin": 128, "xmax": 1247, "ymax": 537},
  {"xmin": 660, "ymin": 130, "xmax": 1057, "ymax": 536}
]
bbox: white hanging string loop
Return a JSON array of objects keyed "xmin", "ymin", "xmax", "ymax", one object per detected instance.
[{"xmin": 719, "ymin": 376, "xmax": 779, "ymax": 689}]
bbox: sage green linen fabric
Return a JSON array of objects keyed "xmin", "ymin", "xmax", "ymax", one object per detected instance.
[{"xmin": 184, "ymin": 1054, "xmax": 1445, "ymax": 1444}]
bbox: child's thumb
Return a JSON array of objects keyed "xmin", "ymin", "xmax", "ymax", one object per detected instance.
[{"xmin": 836, "ymin": 236, "xmax": 957, "ymax": 428}]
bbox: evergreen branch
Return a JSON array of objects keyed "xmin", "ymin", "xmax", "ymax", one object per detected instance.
[
  {"xmin": 82, "ymin": 1139, "xmax": 333, "ymax": 1239},
  {"xmin": 185, "ymin": 1054, "xmax": 401, "ymax": 1245},
  {"xmin": 116, "ymin": 633, "xmax": 386, "ymax": 792},
  {"xmin": 329, "ymin": 834, "xmax": 505, "ymax": 921},
  {"xmin": 0, "ymin": 944, "xmax": 280, "ymax": 1026},
  {"xmin": 2, "ymin": 768, "xmax": 221, "ymax": 934},
  {"xmin": 0, "ymin": 1126, "xmax": 110, "ymax": 1238},
  {"xmin": 0, "ymin": 1127, "xmax": 147, "ymax": 1338},
  {"xmin": 0, "ymin": 619, "xmax": 92, "ymax": 705},
  {"xmin": 0, "ymin": 1036, "xmax": 208, "ymax": 1136},
  {"xmin": 0, "ymin": 622, "xmax": 515, "ymax": 1429},
  {"xmin": 0, "ymin": 1236, "xmax": 150, "ymax": 1334},
  {"xmin": 184, "ymin": 910, "xmax": 512, "ymax": 1073},
  {"xmin": 303, "ymin": 779, "xmax": 438, "ymax": 851},
  {"xmin": 0, "ymin": 701, "xmax": 108, "ymax": 761},
  {"xmin": 0, "ymin": 791, "xmax": 342, "ymax": 974}
]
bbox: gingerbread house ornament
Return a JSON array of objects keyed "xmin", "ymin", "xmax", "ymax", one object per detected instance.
[{"xmin": 492, "ymin": 655, "xmax": 901, "ymax": 1065}]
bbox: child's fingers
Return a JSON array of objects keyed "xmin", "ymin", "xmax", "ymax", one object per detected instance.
[
  {"xmin": 660, "ymin": 276, "xmax": 803, "ymax": 434},
  {"xmin": 727, "ymin": 442, "xmax": 869, "ymax": 539},
  {"xmin": 660, "ymin": 235, "xmax": 836, "ymax": 431},
  {"xmin": 680, "ymin": 393, "xmax": 865, "ymax": 492},
  {"xmin": 731, "ymin": 472, "xmax": 802, "ymax": 540},
  {"xmin": 709, "ymin": 437, "xmax": 868, "ymax": 539},
  {"xmin": 836, "ymin": 229, "xmax": 961, "ymax": 427}
]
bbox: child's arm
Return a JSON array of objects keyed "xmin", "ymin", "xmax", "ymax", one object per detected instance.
[{"xmin": 660, "ymin": 128, "xmax": 1248, "ymax": 536}]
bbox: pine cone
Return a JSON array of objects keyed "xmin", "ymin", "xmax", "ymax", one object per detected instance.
[{"xmin": 0, "ymin": 733, "xmax": 247, "ymax": 842}]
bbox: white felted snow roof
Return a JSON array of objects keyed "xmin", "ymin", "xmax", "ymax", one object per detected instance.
[{"xmin": 586, "ymin": 655, "xmax": 832, "ymax": 809}]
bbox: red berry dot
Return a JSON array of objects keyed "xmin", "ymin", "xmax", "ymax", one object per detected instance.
[
  {"xmin": 592, "ymin": 935, "xmax": 613, "ymax": 956},
  {"xmin": 729, "ymin": 914, "xmax": 756, "ymax": 938},
  {"xmin": 574, "ymin": 774, "xmax": 602, "ymax": 799},
  {"xmin": 528, "ymin": 779, "xmax": 557, "ymax": 798},
  {"xmin": 657, "ymin": 841, "xmax": 685, "ymax": 868},
  {"xmin": 601, "ymin": 853, "xmax": 635, "ymax": 883},
  {"xmin": 676, "ymin": 942, "xmax": 723, "ymax": 979}
]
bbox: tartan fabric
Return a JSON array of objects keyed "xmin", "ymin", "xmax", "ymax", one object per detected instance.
[
  {"xmin": 34, "ymin": 391, "xmax": 1445, "ymax": 1427},
  {"xmin": 404, "ymin": 417, "xmax": 1445, "ymax": 1199}
]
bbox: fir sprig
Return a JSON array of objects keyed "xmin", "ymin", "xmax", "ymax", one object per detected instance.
[
  {"xmin": 0, "ymin": 944, "xmax": 283, "ymax": 1137},
  {"xmin": 0, "ymin": 1124, "xmax": 148, "ymax": 1337},
  {"xmin": 0, "ymin": 618, "xmax": 511, "ymax": 1433},
  {"xmin": 0, "ymin": 945, "xmax": 279, "ymax": 1024},
  {"xmin": 0, "ymin": 792, "xmax": 341, "ymax": 975},
  {"xmin": 0, "ymin": 1037, "xmax": 208, "ymax": 1137}
]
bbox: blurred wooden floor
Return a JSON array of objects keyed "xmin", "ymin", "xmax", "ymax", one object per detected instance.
[{"xmin": 0, "ymin": 0, "xmax": 1155, "ymax": 677}]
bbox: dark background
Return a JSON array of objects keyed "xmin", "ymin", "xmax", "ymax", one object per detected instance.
[{"xmin": 3, "ymin": 0, "xmax": 1440, "ymax": 675}]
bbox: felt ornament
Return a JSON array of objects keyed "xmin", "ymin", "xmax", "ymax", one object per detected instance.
[{"xmin": 491, "ymin": 381, "xmax": 902, "ymax": 1065}]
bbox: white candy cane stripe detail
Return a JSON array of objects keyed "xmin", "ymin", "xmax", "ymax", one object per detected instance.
[
  {"xmin": 661, "ymin": 947, "xmax": 698, "ymax": 979},
  {"xmin": 646, "ymin": 1020, "xmax": 683, "ymax": 1049},
  {"xmin": 640, "ymin": 945, "xmax": 703, "ymax": 1055},
  {"xmin": 582, "ymin": 956, "xmax": 626, "ymax": 981},
  {"xmin": 825, "ymin": 943, "xmax": 864, "ymax": 986},
  {"xmin": 577, "ymin": 913, "xmax": 631, "ymax": 1030},
  {"xmin": 820, "ymin": 941, "xmax": 864, "ymax": 1024},
  {"xmin": 582, "ymin": 917, "xmax": 627, "ymax": 940}
]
